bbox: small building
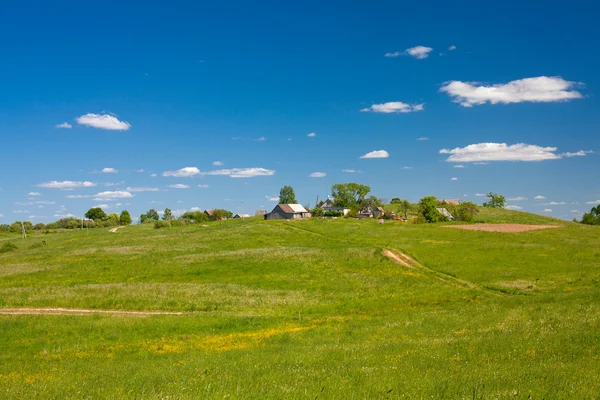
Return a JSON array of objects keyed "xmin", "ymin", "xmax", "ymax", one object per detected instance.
[
  {"xmin": 265, "ymin": 204, "xmax": 311, "ymax": 220},
  {"xmin": 373, "ymin": 207, "xmax": 385, "ymax": 218},
  {"xmin": 204, "ymin": 209, "xmax": 214, "ymax": 218},
  {"xmin": 321, "ymin": 198, "xmax": 352, "ymax": 216},
  {"xmin": 441, "ymin": 199, "xmax": 460, "ymax": 206},
  {"xmin": 232, "ymin": 213, "xmax": 250, "ymax": 219},
  {"xmin": 437, "ymin": 208, "xmax": 454, "ymax": 220},
  {"xmin": 254, "ymin": 210, "xmax": 267, "ymax": 217}
]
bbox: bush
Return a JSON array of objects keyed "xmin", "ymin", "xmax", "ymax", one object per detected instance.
[
  {"xmin": 312, "ymin": 207, "xmax": 324, "ymax": 217},
  {"xmin": 323, "ymin": 210, "xmax": 343, "ymax": 217},
  {"xmin": 0, "ymin": 242, "xmax": 18, "ymax": 253},
  {"xmin": 345, "ymin": 207, "xmax": 359, "ymax": 218},
  {"xmin": 154, "ymin": 220, "xmax": 171, "ymax": 229},
  {"xmin": 455, "ymin": 202, "xmax": 479, "ymax": 222},
  {"xmin": 29, "ymin": 241, "xmax": 46, "ymax": 249},
  {"xmin": 419, "ymin": 196, "xmax": 441, "ymax": 223},
  {"xmin": 180, "ymin": 211, "xmax": 209, "ymax": 223}
]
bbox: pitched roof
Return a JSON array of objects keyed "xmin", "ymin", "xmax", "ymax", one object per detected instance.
[
  {"xmin": 442, "ymin": 199, "xmax": 460, "ymax": 205},
  {"xmin": 204, "ymin": 209, "xmax": 214, "ymax": 216},
  {"xmin": 276, "ymin": 204, "xmax": 308, "ymax": 213},
  {"xmin": 437, "ymin": 208, "xmax": 454, "ymax": 219}
]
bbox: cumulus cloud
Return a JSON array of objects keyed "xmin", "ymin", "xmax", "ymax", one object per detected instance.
[
  {"xmin": 168, "ymin": 184, "xmax": 190, "ymax": 189},
  {"xmin": 256, "ymin": 136, "xmax": 267, "ymax": 141},
  {"xmin": 35, "ymin": 201, "xmax": 55, "ymax": 205},
  {"xmin": 448, "ymin": 45, "xmax": 457, "ymax": 51},
  {"xmin": 440, "ymin": 143, "xmax": 563, "ymax": 162},
  {"xmin": 37, "ymin": 180, "xmax": 96, "ymax": 189},
  {"xmin": 101, "ymin": 167, "xmax": 118, "ymax": 173},
  {"xmin": 450, "ymin": 177, "xmax": 458, "ymax": 181},
  {"xmin": 507, "ymin": 197, "xmax": 527, "ymax": 201},
  {"xmin": 563, "ymin": 150, "xmax": 593, "ymax": 157},
  {"xmin": 93, "ymin": 191, "xmax": 134, "ymax": 201},
  {"xmin": 361, "ymin": 102, "xmax": 424, "ymax": 113},
  {"xmin": 534, "ymin": 195, "xmax": 546, "ymax": 200},
  {"xmin": 126, "ymin": 187, "xmax": 159, "ymax": 192},
  {"xmin": 163, "ymin": 167, "xmax": 201, "ymax": 177},
  {"xmin": 586, "ymin": 200, "xmax": 600, "ymax": 205},
  {"xmin": 76, "ymin": 113, "xmax": 131, "ymax": 130},
  {"xmin": 150, "ymin": 173, "xmax": 157, "ymax": 177},
  {"xmin": 56, "ymin": 122, "xmax": 72, "ymax": 129},
  {"xmin": 505, "ymin": 205, "xmax": 523, "ymax": 210},
  {"xmin": 310, "ymin": 172, "xmax": 327, "ymax": 178},
  {"xmin": 212, "ymin": 161, "xmax": 224, "ymax": 166},
  {"xmin": 93, "ymin": 204, "xmax": 110, "ymax": 209},
  {"xmin": 440, "ymin": 76, "xmax": 583, "ymax": 107},
  {"xmin": 266, "ymin": 195, "xmax": 280, "ymax": 202},
  {"xmin": 386, "ymin": 46, "xmax": 433, "ymax": 59},
  {"xmin": 307, "ymin": 132, "xmax": 316, "ymax": 137},
  {"xmin": 360, "ymin": 150, "xmax": 389, "ymax": 159}
]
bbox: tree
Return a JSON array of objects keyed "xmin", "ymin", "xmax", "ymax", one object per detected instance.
[
  {"xmin": 399, "ymin": 200, "xmax": 411, "ymax": 219},
  {"xmin": 211, "ymin": 209, "xmax": 232, "ymax": 221},
  {"xmin": 390, "ymin": 198, "xmax": 401, "ymax": 204},
  {"xmin": 163, "ymin": 208, "xmax": 173, "ymax": 221},
  {"xmin": 85, "ymin": 207, "xmax": 107, "ymax": 221},
  {"xmin": 180, "ymin": 211, "xmax": 209, "ymax": 223},
  {"xmin": 360, "ymin": 195, "xmax": 383, "ymax": 211},
  {"xmin": 119, "ymin": 210, "xmax": 132, "ymax": 225},
  {"xmin": 146, "ymin": 209, "xmax": 160, "ymax": 221},
  {"xmin": 34, "ymin": 223, "xmax": 46, "ymax": 230},
  {"xmin": 312, "ymin": 207, "xmax": 324, "ymax": 217},
  {"xmin": 581, "ymin": 205, "xmax": 600, "ymax": 225},
  {"xmin": 108, "ymin": 213, "xmax": 120, "ymax": 224},
  {"xmin": 483, "ymin": 192, "xmax": 506, "ymax": 209},
  {"xmin": 455, "ymin": 201, "xmax": 479, "ymax": 222},
  {"xmin": 331, "ymin": 183, "xmax": 371, "ymax": 207},
  {"xmin": 279, "ymin": 185, "xmax": 297, "ymax": 204},
  {"xmin": 419, "ymin": 196, "xmax": 441, "ymax": 223}
]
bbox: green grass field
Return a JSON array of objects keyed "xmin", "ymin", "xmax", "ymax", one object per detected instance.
[{"xmin": 1, "ymin": 210, "xmax": 599, "ymax": 398}]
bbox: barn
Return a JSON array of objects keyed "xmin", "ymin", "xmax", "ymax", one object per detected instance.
[{"xmin": 265, "ymin": 204, "xmax": 311, "ymax": 220}]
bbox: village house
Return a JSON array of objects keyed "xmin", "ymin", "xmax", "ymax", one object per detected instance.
[
  {"xmin": 265, "ymin": 204, "xmax": 311, "ymax": 220},
  {"xmin": 321, "ymin": 198, "xmax": 352, "ymax": 216},
  {"xmin": 232, "ymin": 213, "xmax": 250, "ymax": 219},
  {"xmin": 437, "ymin": 207, "xmax": 455, "ymax": 220}
]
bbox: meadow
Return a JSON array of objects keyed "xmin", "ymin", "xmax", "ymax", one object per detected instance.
[{"xmin": 0, "ymin": 209, "xmax": 599, "ymax": 399}]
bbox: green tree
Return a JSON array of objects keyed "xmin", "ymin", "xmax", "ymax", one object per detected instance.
[
  {"xmin": 483, "ymin": 192, "xmax": 506, "ymax": 208},
  {"xmin": 33, "ymin": 223, "xmax": 45, "ymax": 230},
  {"xmin": 390, "ymin": 198, "xmax": 401, "ymax": 204},
  {"xmin": 312, "ymin": 207, "xmax": 324, "ymax": 217},
  {"xmin": 581, "ymin": 206, "xmax": 600, "ymax": 225},
  {"xmin": 419, "ymin": 196, "xmax": 441, "ymax": 223},
  {"xmin": 119, "ymin": 210, "xmax": 132, "ymax": 225},
  {"xmin": 360, "ymin": 195, "xmax": 383, "ymax": 211},
  {"xmin": 399, "ymin": 200, "xmax": 411, "ymax": 219},
  {"xmin": 211, "ymin": 209, "xmax": 233, "ymax": 221},
  {"xmin": 331, "ymin": 183, "xmax": 371, "ymax": 207},
  {"xmin": 278, "ymin": 185, "xmax": 297, "ymax": 204},
  {"xmin": 163, "ymin": 208, "xmax": 173, "ymax": 221},
  {"xmin": 85, "ymin": 207, "xmax": 107, "ymax": 221},
  {"xmin": 180, "ymin": 211, "xmax": 209, "ymax": 223},
  {"xmin": 455, "ymin": 201, "xmax": 479, "ymax": 222},
  {"xmin": 146, "ymin": 209, "xmax": 160, "ymax": 221}
]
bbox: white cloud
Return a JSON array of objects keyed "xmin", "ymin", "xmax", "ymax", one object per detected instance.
[
  {"xmin": 360, "ymin": 150, "xmax": 389, "ymax": 159},
  {"xmin": 266, "ymin": 195, "xmax": 280, "ymax": 202},
  {"xmin": 101, "ymin": 167, "xmax": 118, "ymax": 174},
  {"xmin": 342, "ymin": 169, "xmax": 357, "ymax": 173},
  {"xmin": 475, "ymin": 193, "xmax": 486, "ymax": 197},
  {"xmin": 76, "ymin": 113, "xmax": 131, "ymax": 130},
  {"xmin": 256, "ymin": 136, "xmax": 267, "ymax": 141},
  {"xmin": 135, "ymin": 169, "xmax": 144, "ymax": 173},
  {"xmin": 168, "ymin": 184, "xmax": 190, "ymax": 189},
  {"xmin": 544, "ymin": 201, "xmax": 566, "ymax": 205},
  {"xmin": 65, "ymin": 194, "xmax": 91, "ymax": 199},
  {"xmin": 56, "ymin": 122, "xmax": 72, "ymax": 129},
  {"xmin": 585, "ymin": 200, "xmax": 600, "ymax": 205},
  {"xmin": 505, "ymin": 205, "xmax": 523, "ymax": 210},
  {"xmin": 54, "ymin": 213, "xmax": 74, "ymax": 218},
  {"xmin": 386, "ymin": 46, "xmax": 433, "ymax": 59},
  {"xmin": 450, "ymin": 177, "xmax": 458, "ymax": 181},
  {"xmin": 190, "ymin": 207, "xmax": 202, "ymax": 211},
  {"xmin": 93, "ymin": 191, "xmax": 134, "ymax": 200},
  {"xmin": 309, "ymin": 172, "xmax": 327, "ymax": 178},
  {"xmin": 361, "ymin": 102, "xmax": 424, "ymax": 113},
  {"xmin": 16, "ymin": 202, "xmax": 33, "ymax": 206},
  {"xmin": 150, "ymin": 173, "xmax": 157, "ymax": 177},
  {"xmin": 448, "ymin": 45, "xmax": 457, "ymax": 51},
  {"xmin": 126, "ymin": 187, "xmax": 159, "ymax": 192},
  {"xmin": 543, "ymin": 209, "xmax": 553, "ymax": 212},
  {"xmin": 13, "ymin": 210, "xmax": 29, "ymax": 214},
  {"xmin": 163, "ymin": 167, "xmax": 201, "ymax": 177},
  {"xmin": 103, "ymin": 182, "xmax": 121, "ymax": 187},
  {"xmin": 37, "ymin": 180, "xmax": 96, "ymax": 189},
  {"xmin": 35, "ymin": 201, "xmax": 55, "ymax": 205},
  {"xmin": 534, "ymin": 195, "xmax": 546, "ymax": 200},
  {"xmin": 205, "ymin": 168, "xmax": 275, "ymax": 178},
  {"xmin": 507, "ymin": 197, "xmax": 527, "ymax": 201},
  {"xmin": 212, "ymin": 161, "xmax": 224, "ymax": 166},
  {"xmin": 401, "ymin": 166, "xmax": 413, "ymax": 170},
  {"xmin": 440, "ymin": 143, "xmax": 562, "ymax": 162},
  {"xmin": 197, "ymin": 184, "xmax": 209, "ymax": 188},
  {"xmin": 563, "ymin": 150, "xmax": 593, "ymax": 157},
  {"xmin": 474, "ymin": 162, "xmax": 488, "ymax": 165},
  {"xmin": 416, "ymin": 137, "xmax": 429, "ymax": 141},
  {"xmin": 440, "ymin": 76, "xmax": 583, "ymax": 107},
  {"xmin": 0, "ymin": 214, "xmax": 3, "ymax": 217},
  {"xmin": 28, "ymin": 192, "xmax": 41, "ymax": 196},
  {"xmin": 571, "ymin": 210, "xmax": 580, "ymax": 213},
  {"xmin": 453, "ymin": 165, "xmax": 466, "ymax": 168},
  {"xmin": 307, "ymin": 132, "xmax": 316, "ymax": 137},
  {"xmin": 93, "ymin": 204, "xmax": 110, "ymax": 209}
]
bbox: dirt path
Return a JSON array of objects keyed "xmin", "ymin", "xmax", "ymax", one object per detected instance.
[
  {"xmin": 442, "ymin": 224, "xmax": 562, "ymax": 232},
  {"xmin": 0, "ymin": 308, "xmax": 183, "ymax": 316},
  {"xmin": 382, "ymin": 249, "xmax": 416, "ymax": 269},
  {"xmin": 109, "ymin": 226, "xmax": 125, "ymax": 233}
]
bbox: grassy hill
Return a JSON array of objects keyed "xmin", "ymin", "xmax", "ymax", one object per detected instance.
[{"xmin": 0, "ymin": 211, "xmax": 599, "ymax": 398}]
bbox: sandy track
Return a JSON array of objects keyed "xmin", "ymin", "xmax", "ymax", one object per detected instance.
[
  {"xmin": 0, "ymin": 308, "xmax": 183, "ymax": 316},
  {"xmin": 382, "ymin": 249, "xmax": 416, "ymax": 269},
  {"xmin": 109, "ymin": 226, "xmax": 125, "ymax": 233},
  {"xmin": 442, "ymin": 224, "xmax": 562, "ymax": 233}
]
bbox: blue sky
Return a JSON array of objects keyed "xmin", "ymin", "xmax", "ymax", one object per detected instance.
[{"xmin": 1, "ymin": 0, "xmax": 599, "ymax": 222}]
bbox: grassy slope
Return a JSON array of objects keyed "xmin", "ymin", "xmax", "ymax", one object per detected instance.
[{"xmin": 0, "ymin": 212, "xmax": 599, "ymax": 398}]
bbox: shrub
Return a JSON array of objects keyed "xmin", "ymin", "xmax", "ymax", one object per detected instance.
[
  {"xmin": 312, "ymin": 207, "xmax": 324, "ymax": 217},
  {"xmin": 0, "ymin": 242, "xmax": 18, "ymax": 253},
  {"xmin": 154, "ymin": 220, "xmax": 171, "ymax": 229},
  {"xmin": 180, "ymin": 211, "xmax": 209, "ymax": 223},
  {"xmin": 345, "ymin": 207, "xmax": 359, "ymax": 218},
  {"xmin": 419, "ymin": 196, "xmax": 441, "ymax": 223},
  {"xmin": 323, "ymin": 210, "xmax": 343, "ymax": 217},
  {"xmin": 456, "ymin": 202, "xmax": 479, "ymax": 222}
]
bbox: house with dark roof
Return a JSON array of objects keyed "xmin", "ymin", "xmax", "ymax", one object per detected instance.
[
  {"xmin": 265, "ymin": 204, "xmax": 311, "ymax": 220},
  {"xmin": 321, "ymin": 198, "xmax": 352, "ymax": 216}
]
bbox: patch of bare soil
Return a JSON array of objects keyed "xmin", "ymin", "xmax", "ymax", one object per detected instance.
[
  {"xmin": 109, "ymin": 226, "xmax": 125, "ymax": 233},
  {"xmin": 442, "ymin": 224, "xmax": 562, "ymax": 233},
  {"xmin": 0, "ymin": 308, "xmax": 183, "ymax": 316},
  {"xmin": 382, "ymin": 249, "xmax": 416, "ymax": 269}
]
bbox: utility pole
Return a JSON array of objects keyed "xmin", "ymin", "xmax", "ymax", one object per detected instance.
[
  {"xmin": 21, "ymin": 221, "xmax": 27, "ymax": 239},
  {"xmin": 241, "ymin": 201, "xmax": 244, "ymax": 220}
]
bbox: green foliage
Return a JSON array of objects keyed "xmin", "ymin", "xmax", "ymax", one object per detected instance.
[
  {"xmin": 85, "ymin": 207, "xmax": 107, "ymax": 221},
  {"xmin": 0, "ymin": 224, "xmax": 9, "ymax": 232},
  {"xmin": 211, "ymin": 209, "xmax": 233, "ymax": 221},
  {"xmin": 180, "ymin": 211, "xmax": 210, "ymax": 223},
  {"xmin": 311, "ymin": 207, "xmax": 324, "ymax": 217},
  {"xmin": 323, "ymin": 210, "xmax": 343, "ymax": 217},
  {"xmin": 419, "ymin": 196, "xmax": 441, "ymax": 223},
  {"xmin": 33, "ymin": 223, "xmax": 45, "ymax": 230},
  {"xmin": 581, "ymin": 205, "xmax": 600, "ymax": 225},
  {"xmin": 483, "ymin": 192, "xmax": 506, "ymax": 208},
  {"xmin": 0, "ymin": 241, "xmax": 18, "ymax": 253},
  {"xmin": 455, "ymin": 201, "xmax": 479, "ymax": 222},
  {"xmin": 398, "ymin": 200, "xmax": 411, "ymax": 219},
  {"xmin": 344, "ymin": 206, "xmax": 359, "ymax": 218},
  {"xmin": 360, "ymin": 195, "xmax": 382, "ymax": 211},
  {"xmin": 278, "ymin": 185, "xmax": 297, "ymax": 204},
  {"xmin": 331, "ymin": 183, "xmax": 371, "ymax": 207},
  {"xmin": 154, "ymin": 220, "xmax": 171, "ymax": 229},
  {"xmin": 390, "ymin": 198, "xmax": 401, "ymax": 204},
  {"xmin": 163, "ymin": 208, "xmax": 173, "ymax": 221},
  {"xmin": 107, "ymin": 213, "xmax": 120, "ymax": 224},
  {"xmin": 119, "ymin": 210, "xmax": 132, "ymax": 225},
  {"xmin": 141, "ymin": 209, "xmax": 160, "ymax": 223}
]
